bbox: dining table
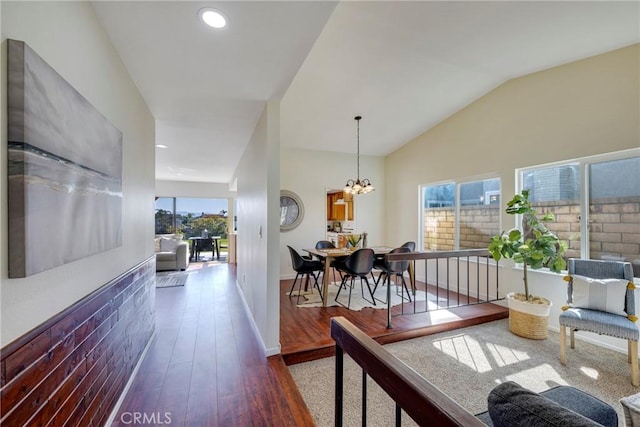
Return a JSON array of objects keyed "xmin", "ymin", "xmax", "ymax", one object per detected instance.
[
  {"xmin": 303, "ymin": 246, "xmax": 415, "ymax": 307},
  {"xmin": 188, "ymin": 236, "xmax": 221, "ymax": 261}
]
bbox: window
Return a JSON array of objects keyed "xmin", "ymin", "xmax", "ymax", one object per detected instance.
[
  {"xmin": 421, "ymin": 177, "xmax": 501, "ymax": 251},
  {"xmin": 588, "ymin": 156, "xmax": 640, "ymax": 271},
  {"xmin": 154, "ymin": 197, "xmax": 175, "ymax": 234},
  {"xmin": 520, "ymin": 163, "xmax": 581, "ymax": 260},
  {"xmin": 518, "ymin": 150, "xmax": 639, "ymax": 276},
  {"xmin": 154, "ymin": 197, "xmax": 229, "ymax": 238}
]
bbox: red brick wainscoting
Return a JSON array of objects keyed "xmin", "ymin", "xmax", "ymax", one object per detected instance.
[{"xmin": 0, "ymin": 257, "xmax": 156, "ymax": 426}]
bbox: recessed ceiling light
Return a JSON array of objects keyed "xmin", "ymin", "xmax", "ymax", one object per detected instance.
[
  {"xmin": 156, "ymin": 144, "xmax": 168, "ymax": 149},
  {"xmin": 199, "ymin": 8, "xmax": 227, "ymax": 29}
]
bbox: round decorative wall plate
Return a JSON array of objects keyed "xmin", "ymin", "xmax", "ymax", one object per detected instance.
[{"xmin": 280, "ymin": 190, "xmax": 304, "ymax": 231}]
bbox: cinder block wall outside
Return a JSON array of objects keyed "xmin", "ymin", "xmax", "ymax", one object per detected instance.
[{"xmin": 423, "ymin": 197, "xmax": 640, "ymax": 274}]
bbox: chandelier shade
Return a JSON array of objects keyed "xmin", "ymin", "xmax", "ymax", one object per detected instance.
[{"xmin": 343, "ymin": 116, "xmax": 375, "ymax": 195}]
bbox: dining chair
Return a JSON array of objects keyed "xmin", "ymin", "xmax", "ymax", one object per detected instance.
[
  {"xmin": 401, "ymin": 241, "xmax": 416, "ymax": 251},
  {"xmin": 315, "ymin": 240, "xmax": 344, "ymax": 284},
  {"xmin": 371, "ymin": 242, "xmax": 415, "ymax": 285},
  {"xmin": 559, "ymin": 258, "xmax": 638, "ymax": 386},
  {"xmin": 334, "ymin": 248, "xmax": 375, "ymax": 309},
  {"xmin": 302, "ymin": 240, "xmax": 335, "ymax": 260},
  {"xmin": 193, "ymin": 237, "xmax": 213, "ymax": 261},
  {"xmin": 372, "ymin": 247, "xmax": 412, "ymax": 303},
  {"xmin": 287, "ymin": 246, "xmax": 324, "ymax": 304},
  {"xmin": 401, "ymin": 241, "xmax": 417, "ymax": 293}
]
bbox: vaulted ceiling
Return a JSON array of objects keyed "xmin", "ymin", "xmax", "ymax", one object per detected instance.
[{"xmin": 92, "ymin": 1, "xmax": 640, "ymax": 184}]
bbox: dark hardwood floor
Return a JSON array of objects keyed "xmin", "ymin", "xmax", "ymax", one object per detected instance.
[
  {"xmin": 280, "ymin": 275, "xmax": 509, "ymax": 364},
  {"xmin": 111, "ymin": 261, "xmax": 313, "ymax": 426},
  {"xmin": 112, "ymin": 260, "xmax": 507, "ymax": 426}
]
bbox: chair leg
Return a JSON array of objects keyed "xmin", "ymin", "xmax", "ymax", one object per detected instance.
[
  {"xmin": 289, "ymin": 273, "xmax": 301, "ymax": 298},
  {"xmin": 570, "ymin": 329, "xmax": 575, "ymax": 349},
  {"xmin": 560, "ymin": 325, "xmax": 567, "ymax": 365},
  {"xmin": 289, "ymin": 273, "xmax": 307, "ymax": 305},
  {"xmin": 335, "ymin": 275, "xmax": 349, "ymax": 303},
  {"xmin": 396, "ymin": 274, "xmax": 412, "ymax": 302},
  {"xmin": 312, "ymin": 272, "xmax": 323, "ymax": 300},
  {"xmin": 347, "ymin": 277, "xmax": 355, "ymax": 309},
  {"xmin": 375, "ymin": 271, "xmax": 386, "ymax": 286},
  {"xmin": 371, "ymin": 272, "xmax": 388, "ymax": 305},
  {"xmin": 630, "ymin": 340, "xmax": 639, "ymax": 387},
  {"xmin": 361, "ymin": 276, "xmax": 376, "ymax": 306}
]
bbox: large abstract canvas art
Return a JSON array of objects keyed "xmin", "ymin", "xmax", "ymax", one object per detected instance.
[{"xmin": 7, "ymin": 39, "xmax": 123, "ymax": 278}]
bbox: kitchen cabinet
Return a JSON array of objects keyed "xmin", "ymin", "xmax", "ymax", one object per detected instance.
[{"xmin": 327, "ymin": 192, "xmax": 354, "ymax": 221}]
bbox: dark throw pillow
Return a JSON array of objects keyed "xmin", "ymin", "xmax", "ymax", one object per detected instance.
[{"xmin": 487, "ymin": 382, "xmax": 599, "ymax": 427}]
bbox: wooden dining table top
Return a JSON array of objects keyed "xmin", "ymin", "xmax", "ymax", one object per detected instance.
[{"xmin": 303, "ymin": 246, "xmax": 393, "ymax": 258}]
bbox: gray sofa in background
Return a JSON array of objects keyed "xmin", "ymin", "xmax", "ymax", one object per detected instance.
[{"xmin": 155, "ymin": 234, "xmax": 189, "ymax": 271}]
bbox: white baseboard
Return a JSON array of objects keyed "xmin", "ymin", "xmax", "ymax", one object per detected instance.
[{"xmin": 234, "ymin": 279, "xmax": 280, "ymax": 357}]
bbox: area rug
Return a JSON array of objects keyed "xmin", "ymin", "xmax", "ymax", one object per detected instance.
[
  {"xmin": 291, "ymin": 281, "xmax": 444, "ymax": 311},
  {"xmin": 289, "ymin": 319, "xmax": 637, "ymax": 426},
  {"xmin": 155, "ymin": 271, "xmax": 188, "ymax": 288}
]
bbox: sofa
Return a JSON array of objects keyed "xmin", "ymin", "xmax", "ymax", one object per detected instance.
[
  {"xmin": 475, "ymin": 381, "xmax": 617, "ymax": 427},
  {"xmin": 155, "ymin": 234, "xmax": 189, "ymax": 271}
]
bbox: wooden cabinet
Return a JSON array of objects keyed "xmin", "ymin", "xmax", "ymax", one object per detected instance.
[{"xmin": 327, "ymin": 192, "xmax": 354, "ymax": 221}]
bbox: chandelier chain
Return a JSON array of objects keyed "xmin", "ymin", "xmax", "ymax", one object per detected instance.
[
  {"xmin": 356, "ymin": 116, "xmax": 360, "ymax": 179},
  {"xmin": 343, "ymin": 115, "xmax": 374, "ymax": 195}
]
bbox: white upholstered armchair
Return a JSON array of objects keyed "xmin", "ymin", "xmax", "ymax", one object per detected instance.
[{"xmin": 559, "ymin": 258, "xmax": 638, "ymax": 386}]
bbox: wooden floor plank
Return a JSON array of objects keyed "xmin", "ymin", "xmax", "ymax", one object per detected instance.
[
  {"xmin": 112, "ymin": 262, "xmax": 506, "ymax": 425},
  {"xmin": 279, "ymin": 274, "xmax": 508, "ymax": 364}
]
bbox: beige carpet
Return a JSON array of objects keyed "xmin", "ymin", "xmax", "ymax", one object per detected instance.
[{"xmin": 289, "ymin": 319, "xmax": 636, "ymax": 426}]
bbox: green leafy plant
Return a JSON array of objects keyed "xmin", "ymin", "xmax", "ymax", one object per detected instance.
[
  {"xmin": 347, "ymin": 234, "xmax": 361, "ymax": 248},
  {"xmin": 488, "ymin": 189, "xmax": 568, "ymax": 301}
]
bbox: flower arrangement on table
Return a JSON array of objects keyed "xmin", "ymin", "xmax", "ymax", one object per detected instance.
[{"xmin": 347, "ymin": 234, "xmax": 362, "ymax": 250}]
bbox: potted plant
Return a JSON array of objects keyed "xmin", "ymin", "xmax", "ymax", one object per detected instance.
[
  {"xmin": 488, "ymin": 189, "xmax": 568, "ymax": 339},
  {"xmin": 347, "ymin": 234, "xmax": 362, "ymax": 251}
]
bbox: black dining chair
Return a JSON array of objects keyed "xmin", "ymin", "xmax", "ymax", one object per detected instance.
[
  {"xmin": 401, "ymin": 241, "xmax": 416, "ymax": 252},
  {"xmin": 334, "ymin": 248, "xmax": 375, "ymax": 309},
  {"xmin": 371, "ymin": 241, "xmax": 414, "ymax": 282},
  {"xmin": 314, "ymin": 240, "xmax": 344, "ymax": 284},
  {"xmin": 372, "ymin": 247, "xmax": 412, "ymax": 303},
  {"xmin": 287, "ymin": 246, "xmax": 324, "ymax": 304}
]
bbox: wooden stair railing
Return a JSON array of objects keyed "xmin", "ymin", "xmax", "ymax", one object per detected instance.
[{"xmin": 331, "ymin": 316, "xmax": 485, "ymax": 427}]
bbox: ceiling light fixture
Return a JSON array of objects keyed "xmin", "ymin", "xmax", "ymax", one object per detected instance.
[
  {"xmin": 156, "ymin": 144, "xmax": 168, "ymax": 149},
  {"xmin": 199, "ymin": 8, "xmax": 227, "ymax": 29},
  {"xmin": 344, "ymin": 116, "xmax": 374, "ymax": 195}
]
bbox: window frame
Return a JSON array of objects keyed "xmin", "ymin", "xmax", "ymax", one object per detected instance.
[
  {"xmin": 419, "ymin": 173, "xmax": 502, "ymax": 252},
  {"xmin": 515, "ymin": 148, "xmax": 639, "ymax": 262}
]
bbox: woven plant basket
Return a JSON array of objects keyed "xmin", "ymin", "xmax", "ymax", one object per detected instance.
[{"xmin": 507, "ymin": 292, "xmax": 552, "ymax": 340}]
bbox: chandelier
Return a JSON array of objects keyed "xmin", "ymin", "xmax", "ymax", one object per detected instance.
[{"xmin": 344, "ymin": 115, "xmax": 375, "ymax": 195}]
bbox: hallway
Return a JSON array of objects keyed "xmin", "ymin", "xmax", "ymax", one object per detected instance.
[{"xmin": 110, "ymin": 262, "xmax": 312, "ymax": 426}]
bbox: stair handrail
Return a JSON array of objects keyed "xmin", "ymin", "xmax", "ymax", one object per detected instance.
[{"xmin": 331, "ymin": 316, "xmax": 485, "ymax": 426}]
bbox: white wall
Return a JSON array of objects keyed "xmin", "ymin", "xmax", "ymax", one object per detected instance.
[
  {"xmin": 155, "ymin": 180, "xmax": 236, "ymax": 199},
  {"xmin": 279, "ymin": 147, "xmax": 385, "ymax": 278},
  {"xmin": 1, "ymin": 2, "xmax": 155, "ymax": 346},
  {"xmin": 236, "ymin": 101, "xmax": 281, "ymax": 355},
  {"xmin": 385, "ymin": 44, "xmax": 639, "ymax": 354}
]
